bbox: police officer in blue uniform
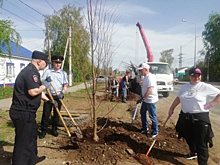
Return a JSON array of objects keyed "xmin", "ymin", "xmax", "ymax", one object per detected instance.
[
  {"xmin": 39, "ymin": 55, "xmax": 68, "ymax": 139},
  {"xmin": 9, "ymin": 50, "xmax": 52, "ymax": 165}
]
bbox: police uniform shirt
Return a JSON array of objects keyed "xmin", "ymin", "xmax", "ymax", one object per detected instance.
[
  {"xmin": 10, "ymin": 63, "xmax": 42, "ymax": 112},
  {"xmin": 42, "ymin": 68, "xmax": 68, "ymax": 95}
]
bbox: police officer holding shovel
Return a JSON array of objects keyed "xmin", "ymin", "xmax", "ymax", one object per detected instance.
[
  {"xmin": 39, "ymin": 55, "xmax": 68, "ymax": 139},
  {"xmin": 9, "ymin": 50, "xmax": 54, "ymax": 165}
]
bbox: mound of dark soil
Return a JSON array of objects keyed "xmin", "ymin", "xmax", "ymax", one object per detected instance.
[{"xmin": 56, "ymin": 117, "xmax": 189, "ymax": 165}]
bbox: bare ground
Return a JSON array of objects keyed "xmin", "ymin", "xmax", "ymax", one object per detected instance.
[{"xmin": 1, "ymin": 89, "xmax": 219, "ymax": 165}]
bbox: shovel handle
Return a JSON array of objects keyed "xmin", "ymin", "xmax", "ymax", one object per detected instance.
[
  {"xmin": 145, "ymin": 139, "xmax": 156, "ymax": 156},
  {"xmin": 131, "ymin": 103, "xmax": 139, "ymax": 123},
  {"xmin": 46, "ymin": 88, "xmax": 71, "ymax": 137},
  {"xmin": 49, "ymin": 82, "xmax": 83, "ymax": 137},
  {"xmin": 163, "ymin": 116, "xmax": 170, "ymax": 127}
]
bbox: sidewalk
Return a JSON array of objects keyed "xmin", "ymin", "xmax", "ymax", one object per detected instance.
[{"xmin": 0, "ymin": 83, "xmax": 89, "ymax": 111}]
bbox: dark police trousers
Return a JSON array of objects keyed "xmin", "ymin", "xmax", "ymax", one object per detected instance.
[
  {"xmin": 41, "ymin": 95, "xmax": 62, "ymax": 133},
  {"xmin": 10, "ymin": 110, "xmax": 38, "ymax": 165}
]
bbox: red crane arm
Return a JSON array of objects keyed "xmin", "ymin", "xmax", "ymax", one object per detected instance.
[{"xmin": 136, "ymin": 22, "xmax": 153, "ymax": 62}]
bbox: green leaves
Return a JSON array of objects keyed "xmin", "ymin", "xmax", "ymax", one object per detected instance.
[
  {"xmin": 44, "ymin": 4, "xmax": 90, "ymax": 81},
  {"xmin": 0, "ymin": 19, "xmax": 21, "ymax": 55},
  {"xmin": 202, "ymin": 13, "xmax": 220, "ymax": 81},
  {"xmin": 159, "ymin": 49, "xmax": 174, "ymax": 66}
]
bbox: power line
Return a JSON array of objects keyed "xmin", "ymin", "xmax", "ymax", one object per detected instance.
[
  {"xmin": 5, "ymin": 0, "xmax": 42, "ymax": 23},
  {"xmin": 17, "ymin": 29, "xmax": 43, "ymax": 31},
  {"xmin": 45, "ymin": 0, "xmax": 56, "ymax": 12},
  {"xmin": 0, "ymin": 7, "xmax": 45, "ymax": 30},
  {"xmin": 173, "ymin": 36, "xmax": 202, "ymax": 53},
  {"xmin": 18, "ymin": 0, "xmax": 45, "ymax": 17}
]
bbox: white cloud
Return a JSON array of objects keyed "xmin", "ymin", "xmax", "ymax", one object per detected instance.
[{"xmin": 111, "ymin": 23, "xmax": 204, "ymax": 70}]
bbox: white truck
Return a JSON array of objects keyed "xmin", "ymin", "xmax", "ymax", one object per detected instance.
[{"xmin": 132, "ymin": 62, "xmax": 174, "ymax": 97}]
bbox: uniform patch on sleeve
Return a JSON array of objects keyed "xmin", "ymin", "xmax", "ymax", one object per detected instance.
[{"xmin": 33, "ymin": 75, "xmax": 39, "ymax": 82}]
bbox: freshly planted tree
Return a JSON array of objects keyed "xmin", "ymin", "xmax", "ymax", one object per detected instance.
[{"xmin": 86, "ymin": 0, "xmax": 118, "ymax": 141}]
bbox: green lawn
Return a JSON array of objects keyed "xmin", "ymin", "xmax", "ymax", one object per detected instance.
[{"xmin": 0, "ymin": 86, "xmax": 13, "ymax": 100}]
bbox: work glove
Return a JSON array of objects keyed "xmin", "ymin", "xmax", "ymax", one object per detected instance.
[
  {"xmin": 42, "ymin": 76, "xmax": 52, "ymax": 88},
  {"xmin": 136, "ymin": 97, "xmax": 143, "ymax": 104},
  {"xmin": 58, "ymin": 92, "xmax": 64, "ymax": 99},
  {"xmin": 204, "ymin": 103, "xmax": 212, "ymax": 110},
  {"xmin": 48, "ymin": 100, "xmax": 58, "ymax": 107},
  {"xmin": 168, "ymin": 109, "xmax": 174, "ymax": 117},
  {"xmin": 45, "ymin": 76, "xmax": 52, "ymax": 82}
]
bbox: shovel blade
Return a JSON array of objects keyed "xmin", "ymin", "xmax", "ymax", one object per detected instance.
[{"xmin": 134, "ymin": 153, "xmax": 154, "ymax": 165}]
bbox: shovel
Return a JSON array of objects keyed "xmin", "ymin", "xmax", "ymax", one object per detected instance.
[
  {"xmin": 46, "ymin": 89, "xmax": 78, "ymax": 146},
  {"xmin": 131, "ymin": 103, "xmax": 140, "ymax": 123},
  {"xmin": 46, "ymin": 89, "xmax": 71, "ymax": 137},
  {"xmin": 135, "ymin": 139, "xmax": 156, "ymax": 165},
  {"xmin": 134, "ymin": 116, "xmax": 170, "ymax": 165},
  {"xmin": 49, "ymin": 82, "xmax": 83, "ymax": 138}
]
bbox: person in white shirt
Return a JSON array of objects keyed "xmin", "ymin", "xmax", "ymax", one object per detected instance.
[
  {"xmin": 168, "ymin": 68, "xmax": 220, "ymax": 164},
  {"xmin": 137, "ymin": 62, "xmax": 158, "ymax": 138}
]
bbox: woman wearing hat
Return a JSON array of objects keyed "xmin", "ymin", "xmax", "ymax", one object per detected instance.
[{"xmin": 168, "ymin": 68, "xmax": 220, "ymax": 165}]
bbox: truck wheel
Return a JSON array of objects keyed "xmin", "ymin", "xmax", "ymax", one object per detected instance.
[{"xmin": 162, "ymin": 92, "xmax": 169, "ymax": 97}]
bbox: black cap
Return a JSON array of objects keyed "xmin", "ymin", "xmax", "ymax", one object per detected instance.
[
  {"xmin": 189, "ymin": 68, "xmax": 202, "ymax": 76},
  {"xmin": 51, "ymin": 55, "xmax": 64, "ymax": 63},
  {"xmin": 32, "ymin": 51, "xmax": 50, "ymax": 64}
]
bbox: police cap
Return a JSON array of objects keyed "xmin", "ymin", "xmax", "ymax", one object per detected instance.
[
  {"xmin": 32, "ymin": 50, "xmax": 50, "ymax": 64},
  {"xmin": 51, "ymin": 55, "xmax": 64, "ymax": 63}
]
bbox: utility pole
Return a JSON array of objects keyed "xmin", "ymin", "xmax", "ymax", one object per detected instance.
[
  {"xmin": 182, "ymin": 19, "xmax": 197, "ymax": 67},
  {"xmin": 69, "ymin": 26, "xmax": 72, "ymax": 86},
  {"xmin": 207, "ymin": 57, "xmax": 209, "ymax": 82},
  {"xmin": 178, "ymin": 46, "xmax": 183, "ymax": 68},
  {"xmin": 46, "ymin": 24, "xmax": 51, "ymax": 67},
  {"xmin": 61, "ymin": 38, "xmax": 69, "ymax": 70}
]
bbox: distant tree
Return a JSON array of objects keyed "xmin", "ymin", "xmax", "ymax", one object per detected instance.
[
  {"xmin": 159, "ymin": 49, "xmax": 174, "ymax": 66},
  {"xmin": 0, "ymin": 20, "xmax": 21, "ymax": 55},
  {"xmin": 202, "ymin": 12, "xmax": 220, "ymax": 81},
  {"xmin": 44, "ymin": 4, "xmax": 90, "ymax": 82}
]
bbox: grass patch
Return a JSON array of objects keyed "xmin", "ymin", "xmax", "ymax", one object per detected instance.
[
  {"xmin": 0, "ymin": 111, "xmax": 15, "ymax": 144},
  {"xmin": 0, "ymin": 86, "xmax": 13, "ymax": 100}
]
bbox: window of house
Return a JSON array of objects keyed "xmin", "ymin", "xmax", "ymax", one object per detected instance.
[
  {"xmin": 20, "ymin": 63, "xmax": 25, "ymax": 71},
  {"xmin": 6, "ymin": 62, "xmax": 14, "ymax": 77}
]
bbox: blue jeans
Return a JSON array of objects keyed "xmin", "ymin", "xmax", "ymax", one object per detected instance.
[
  {"xmin": 140, "ymin": 101, "xmax": 158, "ymax": 134},
  {"xmin": 120, "ymin": 79, "xmax": 127, "ymax": 98}
]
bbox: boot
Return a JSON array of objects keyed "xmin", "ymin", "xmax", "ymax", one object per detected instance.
[{"xmin": 122, "ymin": 97, "xmax": 127, "ymax": 103}]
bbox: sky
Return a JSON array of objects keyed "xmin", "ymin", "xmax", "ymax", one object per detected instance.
[{"xmin": 1, "ymin": 0, "xmax": 220, "ymax": 71}]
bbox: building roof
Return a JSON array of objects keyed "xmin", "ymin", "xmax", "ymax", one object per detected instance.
[{"xmin": 0, "ymin": 41, "xmax": 32, "ymax": 59}]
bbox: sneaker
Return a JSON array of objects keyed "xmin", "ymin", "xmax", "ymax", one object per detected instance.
[
  {"xmin": 122, "ymin": 99, "xmax": 127, "ymax": 103},
  {"xmin": 184, "ymin": 153, "xmax": 197, "ymax": 160},
  {"xmin": 140, "ymin": 128, "xmax": 149, "ymax": 134},
  {"xmin": 147, "ymin": 133, "xmax": 158, "ymax": 138}
]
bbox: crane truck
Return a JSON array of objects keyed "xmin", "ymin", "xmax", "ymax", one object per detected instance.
[{"xmin": 129, "ymin": 22, "xmax": 173, "ymax": 97}]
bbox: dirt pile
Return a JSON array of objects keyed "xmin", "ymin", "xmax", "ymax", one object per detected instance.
[{"xmin": 54, "ymin": 117, "xmax": 189, "ymax": 165}]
